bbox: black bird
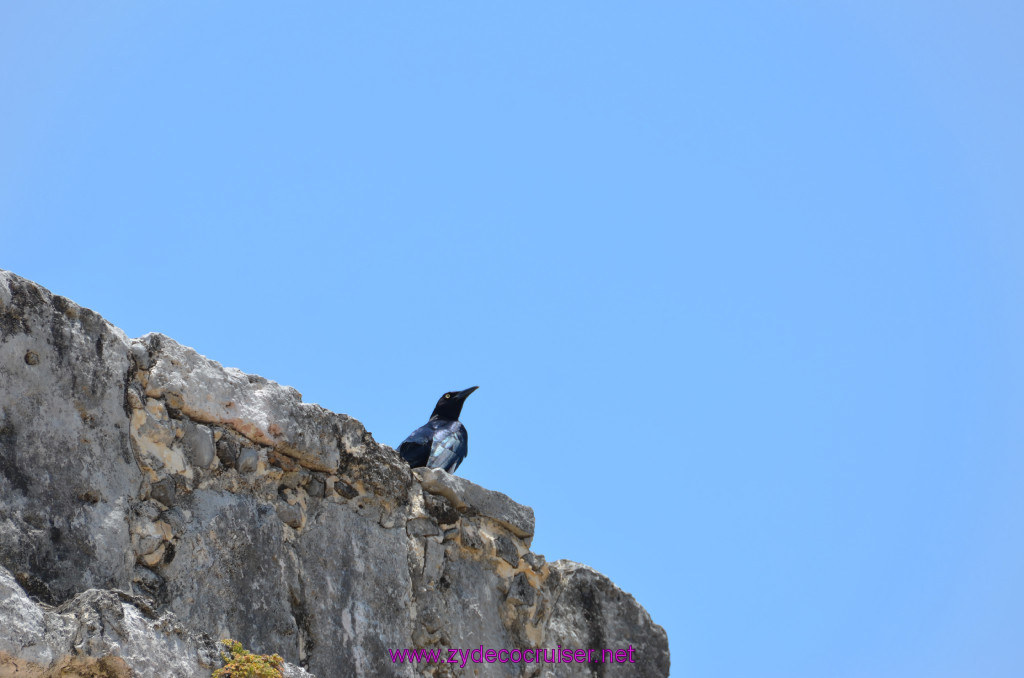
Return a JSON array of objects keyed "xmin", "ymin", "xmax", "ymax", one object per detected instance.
[{"xmin": 398, "ymin": 386, "xmax": 478, "ymax": 473}]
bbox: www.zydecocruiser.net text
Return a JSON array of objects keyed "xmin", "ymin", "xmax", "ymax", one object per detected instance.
[{"xmin": 388, "ymin": 645, "xmax": 638, "ymax": 667}]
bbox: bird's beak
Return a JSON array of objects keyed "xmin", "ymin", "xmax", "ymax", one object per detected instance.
[{"xmin": 458, "ymin": 386, "xmax": 479, "ymax": 399}]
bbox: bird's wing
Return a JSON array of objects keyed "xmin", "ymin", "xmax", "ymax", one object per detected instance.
[
  {"xmin": 397, "ymin": 423, "xmax": 436, "ymax": 468},
  {"xmin": 426, "ymin": 423, "xmax": 468, "ymax": 473}
]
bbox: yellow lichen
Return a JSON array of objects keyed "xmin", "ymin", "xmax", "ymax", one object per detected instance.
[{"xmin": 213, "ymin": 639, "xmax": 284, "ymax": 678}]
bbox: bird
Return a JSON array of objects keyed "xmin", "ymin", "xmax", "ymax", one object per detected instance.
[{"xmin": 397, "ymin": 386, "xmax": 478, "ymax": 474}]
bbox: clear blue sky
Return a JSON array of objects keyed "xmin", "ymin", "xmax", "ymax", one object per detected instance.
[{"xmin": 2, "ymin": 3, "xmax": 1022, "ymax": 676}]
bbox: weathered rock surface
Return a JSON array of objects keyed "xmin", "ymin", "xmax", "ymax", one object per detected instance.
[
  {"xmin": 0, "ymin": 270, "xmax": 669, "ymax": 677},
  {"xmin": 0, "ymin": 565, "xmax": 312, "ymax": 678}
]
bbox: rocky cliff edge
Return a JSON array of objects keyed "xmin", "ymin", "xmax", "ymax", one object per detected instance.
[{"xmin": 0, "ymin": 270, "xmax": 669, "ymax": 678}]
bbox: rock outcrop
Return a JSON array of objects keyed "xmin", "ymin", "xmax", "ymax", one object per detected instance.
[{"xmin": 0, "ymin": 270, "xmax": 669, "ymax": 677}]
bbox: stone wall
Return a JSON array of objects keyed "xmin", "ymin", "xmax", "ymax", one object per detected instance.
[{"xmin": 0, "ymin": 270, "xmax": 669, "ymax": 677}]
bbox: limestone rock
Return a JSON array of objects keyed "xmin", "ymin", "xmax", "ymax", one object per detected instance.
[
  {"xmin": 0, "ymin": 270, "xmax": 669, "ymax": 678},
  {"xmin": 0, "ymin": 271, "xmax": 141, "ymax": 605},
  {"xmin": 414, "ymin": 466, "xmax": 536, "ymax": 541},
  {"xmin": 139, "ymin": 332, "xmax": 361, "ymax": 473},
  {"xmin": 0, "ymin": 564, "xmax": 312, "ymax": 678},
  {"xmin": 537, "ymin": 561, "xmax": 671, "ymax": 677}
]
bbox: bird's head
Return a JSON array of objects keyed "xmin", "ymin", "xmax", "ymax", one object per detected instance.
[{"xmin": 429, "ymin": 386, "xmax": 478, "ymax": 421}]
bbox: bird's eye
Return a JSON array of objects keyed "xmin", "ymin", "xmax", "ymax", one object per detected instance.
[{"xmin": 444, "ymin": 394, "xmax": 451, "ymax": 399}]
